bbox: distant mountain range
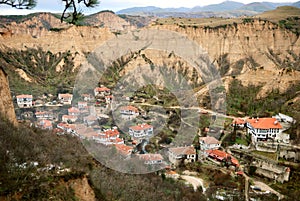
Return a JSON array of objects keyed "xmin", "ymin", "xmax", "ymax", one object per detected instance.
[{"xmin": 116, "ymin": 1, "xmax": 300, "ymax": 17}]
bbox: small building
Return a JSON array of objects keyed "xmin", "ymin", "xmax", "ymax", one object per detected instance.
[
  {"xmin": 94, "ymin": 128, "xmax": 124, "ymax": 145},
  {"xmin": 138, "ymin": 154, "xmax": 164, "ymax": 165},
  {"xmin": 246, "ymin": 118, "xmax": 283, "ymax": 143},
  {"xmin": 35, "ymin": 111, "xmax": 54, "ymax": 120},
  {"xmin": 273, "ymin": 113, "xmax": 295, "ymax": 124},
  {"xmin": 120, "ymin": 105, "xmax": 139, "ymax": 119},
  {"xmin": 68, "ymin": 107, "xmax": 80, "ymax": 116},
  {"xmin": 37, "ymin": 119, "xmax": 53, "ymax": 130},
  {"xmin": 168, "ymin": 146, "xmax": 197, "ymax": 166},
  {"xmin": 81, "ymin": 94, "xmax": 93, "ymax": 102},
  {"xmin": 83, "ymin": 115, "xmax": 97, "ymax": 126},
  {"xmin": 231, "ymin": 118, "xmax": 246, "ymax": 128},
  {"xmin": 78, "ymin": 102, "xmax": 88, "ymax": 109},
  {"xmin": 62, "ymin": 115, "xmax": 78, "ymax": 123},
  {"xmin": 58, "ymin": 93, "xmax": 73, "ymax": 105},
  {"xmin": 206, "ymin": 149, "xmax": 239, "ymax": 167},
  {"xmin": 129, "ymin": 123, "xmax": 153, "ymax": 141},
  {"xmin": 57, "ymin": 122, "xmax": 76, "ymax": 133},
  {"xmin": 114, "ymin": 144, "xmax": 133, "ymax": 157},
  {"xmin": 94, "ymin": 86, "xmax": 111, "ymax": 97},
  {"xmin": 199, "ymin": 136, "xmax": 221, "ymax": 150},
  {"xmin": 16, "ymin": 94, "xmax": 33, "ymax": 108}
]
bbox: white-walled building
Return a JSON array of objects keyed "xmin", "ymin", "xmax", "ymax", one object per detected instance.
[
  {"xmin": 199, "ymin": 136, "xmax": 221, "ymax": 150},
  {"xmin": 129, "ymin": 123, "xmax": 153, "ymax": 140},
  {"xmin": 246, "ymin": 118, "xmax": 283, "ymax": 143},
  {"xmin": 58, "ymin": 93, "xmax": 73, "ymax": 105},
  {"xmin": 168, "ymin": 146, "xmax": 196, "ymax": 166},
  {"xmin": 16, "ymin": 94, "xmax": 33, "ymax": 108}
]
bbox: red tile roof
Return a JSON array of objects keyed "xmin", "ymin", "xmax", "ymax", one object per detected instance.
[
  {"xmin": 16, "ymin": 94, "xmax": 32, "ymax": 99},
  {"xmin": 103, "ymin": 129, "xmax": 120, "ymax": 137},
  {"xmin": 120, "ymin": 105, "xmax": 139, "ymax": 113},
  {"xmin": 232, "ymin": 118, "xmax": 246, "ymax": 125},
  {"xmin": 206, "ymin": 149, "xmax": 239, "ymax": 166},
  {"xmin": 199, "ymin": 136, "xmax": 220, "ymax": 145},
  {"xmin": 129, "ymin": 123, "xmax": 153, "ymax": 131},
  {"xmin": 95, "ymin": 87, "xmax": 110, "ymax": 92},
  {"xmin": 115, "ymin": 144, "xmax": 133, "ymax": 155},
  {"xmin": 59, "ymin": 93, "xmax": 73, "ymax": 98},
  {"xmin": 247, "ymin": 118, "xmax": 282, "ymax": 129},
  {"xmin": 68, "ymin": 107, "xmax": 80, "ymax": 113}
]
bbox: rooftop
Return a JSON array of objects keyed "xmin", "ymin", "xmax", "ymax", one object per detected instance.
[
  {"xmin": 169, "ymin": 146, "xmax": 196, "ymax": 155},
  {"xmin": 247, "ymin": 117, "xmax": 282, "ymax": 129},
  {"xmin": 199, "ymin": 136, "xmax": 220, "ymax": 144},
  {"xmin": 129, "ymin": 123, "xmax": 153, "ymax": 131}
]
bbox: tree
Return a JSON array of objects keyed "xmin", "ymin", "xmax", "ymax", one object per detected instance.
[{"xmin": 0, "ymin": 0, "xmax": 100, "ymax": 24}]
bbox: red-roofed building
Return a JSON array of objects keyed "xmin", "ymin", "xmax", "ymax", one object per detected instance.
[
  {"xmin": 37, "ymin": 119, "xmax": 53, "ymax": 130},
  {"xmin": 57, "ymin": 122, "xmax": 76, "ymax": 133},
  {"xmin": 232, "ymin": 118, "xmax": 246, "ymax": 128},
  {"xmin": 68, "ymin": 107, "xmax": 80, "ymax": 116},
  {"xmin": 246, "ymin": 117, "xmax": 283, "ymax": 143},
  {"xmin": 62, "ymin": 115, "xmax": 78, "ymax": 123},
  {"xmin": 120, "ymin": 105, "xmax": 139, "ymax": 115},
  {"xmin": 58, "ymin": 93, "xmax": 73, "ymax": 105},
  {"xmin": 35, "ymin": 111, "xmax": 54, "ymax": 120},
  {"xmin": 78, "ymin": 102, "xmax": 88, "ymax": 109},
  {"xmin": 199, "ymin": 136, "xmax": 221, "ymax": 150},
  {"xmin": 168, "ymin": 146, "xmax": 196, "ymax": 166},
  {"xmin": 138, "ymin": 154, "xmax": 164, "ymax": 165},
  {"xmin": 129, "ymin": 123, "xmax": 153, "ymax": 140},
  {"xmin": 94, "ymin": 128, "xmax": 123, "ymax": 145},
  {"xmin": 115, "ymin": 144, "xmax": 133, "ymax": 157},
  {"xmin": 16, "ymin": 94, "xmax": 33, "ymax": 108},
  {"xmin": 94, "ymin": 86, "xmax": 110, "ymax": 96},
  {"xmin": 206, "ymin": 149, "xmax": 239, "ymax": 167}
]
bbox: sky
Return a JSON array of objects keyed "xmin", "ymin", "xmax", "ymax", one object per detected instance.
[{"xmin": 0, "ymin": 0, "xmax": 298, "ymax": 15}]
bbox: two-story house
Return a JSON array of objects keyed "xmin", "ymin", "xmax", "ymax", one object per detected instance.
[
  {"xmin": 246, "ymin": 117, "xmax": 283, "ymax": 143},
  {"xmin": 58, "ymin": 93, "xmax": 73, "ymax": 105},
  {"xmin": 120, "ymin": 105, "xmax": 139, "ymax": 119},
  {"xmin": 199, "ymin": 136, "xmax": 221, "ymax": 150},
  {"xmin": 138, "ymin": 154, "xmax": 164, "ymax": 165},
  {"xmin": 94, "ymin": 86, "xmax": 111, "ymax": 97},
  {"xmin": 168, "ymin": 146, "xmax": 196, "ymax": 166},
  {"xmin": 68, "ymin": 107, "xmax": 80, "ymax": 116},
  {"xmin": 129, "ymin": 123, "xmax": 153, "ymax": 141},
  {"xmin": 16, "ymin": 94, "xmax": 33, "ymax": 108}
]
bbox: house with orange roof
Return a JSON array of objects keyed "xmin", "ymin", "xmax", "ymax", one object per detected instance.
[
  {"xmin": 114, "ymin": 144, "xmax": 133, "ymax": 157},
  {"xmin": 94, "ymin": 128, "xmax": 124, "ymax": 145},
  {"xmin": 94, "ymin": 86, "xmax": 111, "ymax": 97},
  {"xmin": 68, "ymin": 107, "xmax": 80, "ymax": 116},
  {"xmin": 138, "ymin": 154, "xmax": 164, "ymax": 165},
  {"xmin": 37, "ymin": 119, "xmax": 53, "ymax": 130},
  {"xmin": 62, "ymin": 115, "xmax": 78, "ymax": 123},
  {"xmin": 199, "ymin": 136, "xmax": 221, "ymax": 150},
  {"xmin": 246, "ymin": 117, "xmax": 283, "ymax": 143},
  {"xmin": 231, "ymin": 118, "xmax": 246, "ymax": 128},
  {"xmin": 16, "ymin": 94, "xmax": 33, "ymax": 108},
  {"xmin": 168, "ymin": 146, "xmax": 197, "ymax": 166},
  {"xmin": 57, "ymin": 122, "xmax": 76, "ymax": 133},
  {"xmin": 129, "ymin": 123, "xmax": 153, "ymax": 141},
  {"xmin": 120, "ymin": 105, "xmax": 139, "ymax": 119},
  {"xmin": 58, "ymin": 93, "xmax": 73, "ymax": 105},
  {"xmin": 206, "ymin": 149, "xmax": 239, "ymax": 167}
]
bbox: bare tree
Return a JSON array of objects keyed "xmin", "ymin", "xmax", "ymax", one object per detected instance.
[{"xmin": 0, "ymin": 0, "xmax": 100, "ymax": 24}]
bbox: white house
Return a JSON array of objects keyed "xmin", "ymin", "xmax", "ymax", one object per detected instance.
[
  {"xmin": 231, "ymin": 118, "xmax": 246, "ymax": 128},
  {"xmin": 58, "ymin": 93, "xmax": 73, "ymax": 105},
  {"xmin": 16, "ymin": 94, "xmax": 33, "ymax": 108},
  {"xmin": 168, "ymin": 146, "xmax": 196, "ymax": 166},
  {"xmin": 35, "ymin": 111, "xmax": 54, "ymax": 120},
  {"xmin": 37, "ymin": 119, "xmax": 53, "ymax": 130},
  {"xmin": 199, "ymin": 136, "xmax": 221, "ymax": 150},
  {"xmin": 78, "ymin": 101, "xmax": 88, "ymax": 109},
  {"xmin": 129, "ymin": 123, "xmax": 153, "ymax": 140},
  {"xmin": 94, "ymin": 128, "xmax": 124, "ymax": 146},
  {"xmin": 246, "ymin": 118, "xmax": 283, "ymax": 143}
]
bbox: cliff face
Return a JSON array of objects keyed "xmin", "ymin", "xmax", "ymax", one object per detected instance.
[{"xmin": 0, "ymin": 67, "xmax": 17, "ymax": 126}]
